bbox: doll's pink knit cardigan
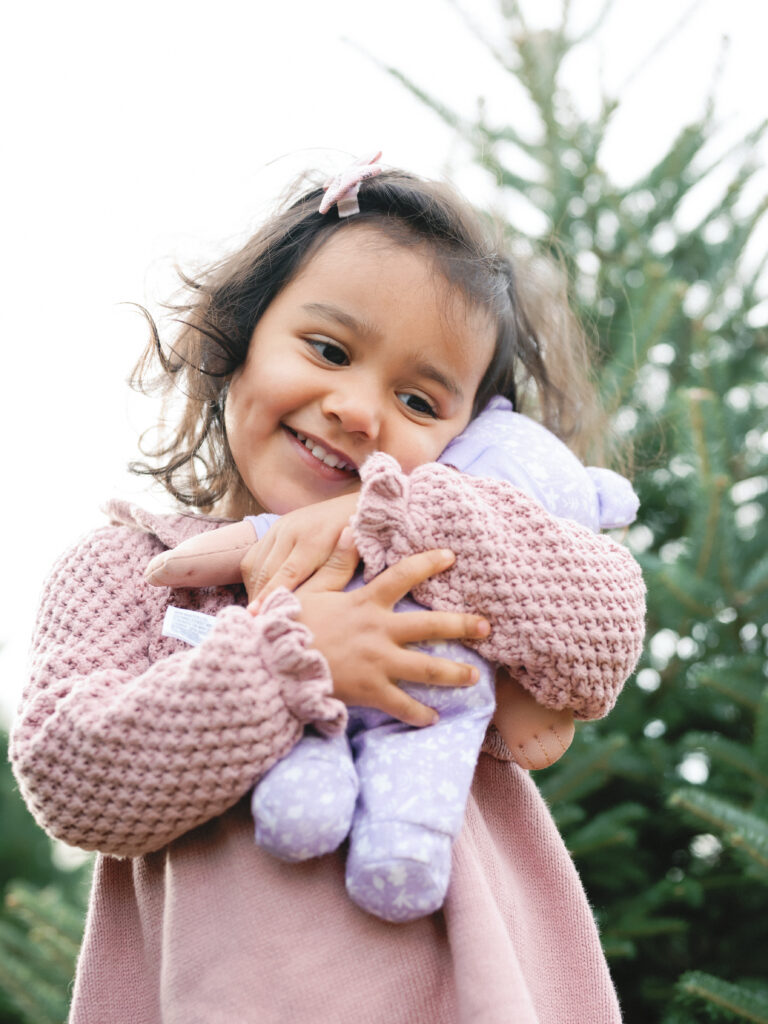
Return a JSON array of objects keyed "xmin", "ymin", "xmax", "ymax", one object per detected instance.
[{"xmin": 10, "ymin": 462, "xmax": 644, "ymax": 1024}]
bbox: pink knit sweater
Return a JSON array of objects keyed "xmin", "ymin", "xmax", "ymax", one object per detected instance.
[{"xmin": 10, "ymin": 480, "xmax": 644, "ymax": 1023}]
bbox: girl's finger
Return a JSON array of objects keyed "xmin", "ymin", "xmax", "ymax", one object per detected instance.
[
  {"xmin": 298, "ymin": 528, "xmax": 360, "ymax": 594},
  {"xmin": 252, "ymin": 538, "xmax": 315, "ymax": 603},
  {"xmin": 390, "ymin": 650, "xmax": 479, "ymax": 688},
  {"xmin": 241, "ymin": 548, "xmax": 271, "ymax": 607},
  {"xmin": 243, "ymin": 535, "xmax": 296, "ymax": 605},
  {"xmin": 366, "ymin": 686, "xmax": 440, "ymax": 729},
  {"xmin": 369, "ymin": 549, "xmax": 456, "ymax": 606},
  {"xmin": 254, "ymin": 559, "xmax": 312, "ymax": 605},
  {"xmin": 391, "ymin": 610, "xmax": 490, "ymax": 645}
]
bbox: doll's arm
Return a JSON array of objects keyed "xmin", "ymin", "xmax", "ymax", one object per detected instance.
[
  {"xmin": 353, "ymin": 453, "xmax": 646, "ymax": 721},
  {"xmin": 144, "ymin": 519, "xmax": 257, "ymax": 587},
  {"xmin": 10, "ymin": 526, "xmax": 344, "ymax": 858}
]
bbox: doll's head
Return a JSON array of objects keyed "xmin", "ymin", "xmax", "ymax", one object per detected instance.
[{"xmin": 131, "ymin": 165, "xmax": 601, "ymax": 512}]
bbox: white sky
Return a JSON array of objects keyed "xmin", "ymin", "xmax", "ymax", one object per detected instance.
[{"xmin": 2, "ymin": 0, "xmax": 766, "ymax": 724}]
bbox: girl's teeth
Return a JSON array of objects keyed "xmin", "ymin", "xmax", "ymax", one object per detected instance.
[{"xmin": 294, "ymin": 431, "xmax": 351, "ymax": 471}]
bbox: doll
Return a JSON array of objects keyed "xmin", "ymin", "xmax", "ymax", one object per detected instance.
[{"xmin": 146, "ymin": 398, "xmax": 639, "ymax": 921}]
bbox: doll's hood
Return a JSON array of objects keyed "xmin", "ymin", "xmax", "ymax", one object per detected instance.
[
  {"xmin": 102, "ymin": 499, "xmax": 230, "ymax": 549},
  {"xmin": 441, "ymin": 396, "xmax": 639, "ymax": 532}
]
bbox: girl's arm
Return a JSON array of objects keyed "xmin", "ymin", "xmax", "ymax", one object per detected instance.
[
  {"xmin": 11, "ymin": 522, "xmax": 485, "ymax": 857},
  {"xmin": 353, "ymin": 453, "xmax": 646, "ymax": 721},
  {"xmin": 145, "ymin": 492, "xmax": 359, "ymax": 604},
  {"xmin": 9, "ymin": 525, "xmax": 345, "ymax": 859}
]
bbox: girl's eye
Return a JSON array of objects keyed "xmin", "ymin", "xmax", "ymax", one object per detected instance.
[
  {"xmin": 398, "ymin": 392, "xmax": 438, "ymax": 418},
  {"xmin": 307, "ymin": 338, "xmax": 348, "ymax": 366}
]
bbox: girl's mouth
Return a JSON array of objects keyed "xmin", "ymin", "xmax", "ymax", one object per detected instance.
[{"xmin": 284, "ymin": 427, "xmax": 358, "ymax": 475}]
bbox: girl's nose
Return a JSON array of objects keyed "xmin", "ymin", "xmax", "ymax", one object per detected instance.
[{"xmin": 321, "ymin": 386, "xmax": 381, "ymax": 439}]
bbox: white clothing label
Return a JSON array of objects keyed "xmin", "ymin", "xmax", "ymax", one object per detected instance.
[{"xmin": 162, "ymin": 605, "xmax": 216, "ymax": 647}]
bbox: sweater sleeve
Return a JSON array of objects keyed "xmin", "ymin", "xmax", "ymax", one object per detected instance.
[
  {"xmin": 9, "ymin": 525, "xmax": 345, "ymax": 858},
  {"xmin": 352, "ymin": 454, "xmax": 646, "ymax": 721}
]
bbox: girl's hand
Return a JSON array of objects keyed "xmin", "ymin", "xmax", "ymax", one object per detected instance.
[
  {"xmin": 292, "ymin": 532, "xmax": 491, "ymax": 727},
  {"xmin": 241, "ymin": 492, "xmax": 360, "ymax": 609}
]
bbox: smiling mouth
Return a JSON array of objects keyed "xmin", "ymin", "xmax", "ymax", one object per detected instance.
[{"xmin": 285, "ymin": 427, "xmax": 358, "ymax": 474}]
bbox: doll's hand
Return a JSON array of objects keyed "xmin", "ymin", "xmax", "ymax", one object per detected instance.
[
  {"xmin": 144, "ymin": 519, "xmax": 258, "ymax": 588},
  {"xmin": 293, "ymin": 532, "xmax": 491, "ymax": 728},
  {"xmin": 492, "ymin": 668, "xmax": 575, "ymax": 770},
  {"xmin": 242, "ymin": 492, "xmax": 360, "ymax": 609}
]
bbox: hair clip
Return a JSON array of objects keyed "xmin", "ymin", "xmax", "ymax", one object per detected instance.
[{"xmin": 318, "ymin": 151, "xmax": 383, "ymax": 218}]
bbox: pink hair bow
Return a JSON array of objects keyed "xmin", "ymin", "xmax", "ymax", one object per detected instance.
[{"xmin": 318, "ymin": 151, "xmax": 383, "ymax": 218}]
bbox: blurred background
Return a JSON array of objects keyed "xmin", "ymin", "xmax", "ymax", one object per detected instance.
[{"xmin": 2, "ymin": 1, "xmax": 767, "ymax": 1021}]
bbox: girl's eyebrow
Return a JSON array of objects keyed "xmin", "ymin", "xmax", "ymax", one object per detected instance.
[
  {"xmin": 302, "ymin": 301, "xmax": 464, "ymax": 400},
  {"xmin": 301, "ymin": 302, "xmax": 379, "ymax": 338},
  {"xmin": 412, "ymin": 360, "xmax": 464, "ymax": 400}
]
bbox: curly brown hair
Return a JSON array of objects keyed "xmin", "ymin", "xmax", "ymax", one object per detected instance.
[{"xmin": 130, "ymin": 168, "xmax": 606, "ymax": 512}]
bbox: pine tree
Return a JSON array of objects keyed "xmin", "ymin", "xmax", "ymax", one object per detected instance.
[
  {"xmin": 0, "ymin": 731, "xmax": 89, "ymax": 1024},
  {"xmin": 385, "ymin": 3, "xmax": 768, "ymax": 1020},
  {"xmin": 0, "ymin": 881, "xmax": 87, "ymax": 1024}
]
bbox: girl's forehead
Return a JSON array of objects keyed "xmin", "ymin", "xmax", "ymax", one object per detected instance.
[{"xmin": 292, "ymin": 225, "xmax": 495, "ymax": 337}]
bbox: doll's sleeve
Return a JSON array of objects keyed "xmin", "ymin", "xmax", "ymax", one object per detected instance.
[
  {"xmin": 352, "ymin": 454, "xmax": 645, "ymax": 720},
  {"xmin": 9, "ymin": 526, "xmax": 344, "ymax": 858}
]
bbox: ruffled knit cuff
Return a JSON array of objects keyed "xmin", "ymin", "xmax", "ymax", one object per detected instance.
[
  {"xmin": 256, "ymin": 589, "xmax": 347, "ymax": 737},
  {"xmin": 352, "ymin": 452, "xmax": 413, "ymax": 580}
]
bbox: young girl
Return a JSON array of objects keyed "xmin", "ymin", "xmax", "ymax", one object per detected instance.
[{"xmin": 11, "ymin": 156, "xmax": 645, "ymax": 1024}]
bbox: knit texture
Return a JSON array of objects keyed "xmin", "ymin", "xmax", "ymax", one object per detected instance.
[
  {"xmin": 10, "ymin": 504, "xmax": 624, "ymax": 1024},
  {"xmin": 354, "ymin": 453, "xmax": 646, "ymax": 720},
  {"xmin": 11, "ymin": 507, "xmax": 344, "ymax": 858}
]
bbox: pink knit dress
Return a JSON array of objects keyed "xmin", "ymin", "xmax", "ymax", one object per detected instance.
[{"xmin": 10, "ymin": 468, "xmax": 645, "ymax": 1024}]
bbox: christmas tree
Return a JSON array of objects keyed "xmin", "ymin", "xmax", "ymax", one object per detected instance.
[{"xmin": 384, "ymin": 2, "xmax": 768, "ymax": 1020}]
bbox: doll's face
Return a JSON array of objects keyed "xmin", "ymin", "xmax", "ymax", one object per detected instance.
[{"xmin": 224, "ymin": 226, "xmax": 496, "ymax": 514}]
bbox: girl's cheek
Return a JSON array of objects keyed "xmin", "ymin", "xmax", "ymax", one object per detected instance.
[{"xmin": 398, "ymin": 439, "xmax": 444, "ymax": 474}]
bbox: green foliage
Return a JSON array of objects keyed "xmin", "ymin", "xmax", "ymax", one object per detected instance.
[
  {"xmin": 0, "ymin": 882, "xmax": 87, "ymax": 1024},
  {"xmin": 388, "ymin": 2, "xmax": 767, "ymax": 1020},
  {"xmin": 671, "ymin": 972, "xmax": 768, "ymax": 1023},
  {"xmin": 0, "ymin": 732, "xmax": 90, "ymax": 1024}
]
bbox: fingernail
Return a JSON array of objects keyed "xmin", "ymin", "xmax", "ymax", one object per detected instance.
[
  {"xmin": 439, "ymin": 549, "xmax": 455, "ymax": 564},
  {"xmin": 475, "ymin": 619, "xmax": 491, "ymax": 637},
  {"xmin": 467, "ymin": 666, "xmax": 480, "ymax": 684},
  {"xmin": 428, "ymin": 712, "xmax": 439, "ymax": 726},
  {"xmin": 339, "ymin": 526, "xmax": 354, "ymax": 550},
  {"xmin": 247, "ymin": 598, "xmax": 261, "ymax": 615}
]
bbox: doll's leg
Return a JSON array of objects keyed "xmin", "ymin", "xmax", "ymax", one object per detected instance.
[
  {"xmin": 493, "ymin": 667, "xmax": 575, "ymax": 770},
  {"xmin": 345, "ymin": 642, "xmax": 495, "ymax": 923},
  {"xmin": 252, "ymin": 728, "xmax": 358, "ymax": 862}
]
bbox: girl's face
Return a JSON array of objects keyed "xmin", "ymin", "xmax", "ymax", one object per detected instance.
[{"xmin": 225, "ymin": 226, "xmax": 496, "ymax": 515}]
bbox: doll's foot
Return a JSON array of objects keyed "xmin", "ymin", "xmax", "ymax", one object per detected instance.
[
  {"xmin": 493, "ymin": 669, "xmax": 575, "ymax": 770},
  {"xmin": 252, "ymin": 739, "xmax": 359, "ymax": 861},
  {"xmin": 345, "ymin": 820, "xmax": 452, "ymax": 923}
]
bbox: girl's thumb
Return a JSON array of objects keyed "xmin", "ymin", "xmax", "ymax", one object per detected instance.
[{"xmin": 301, "ymin": 526, "xmax": 359, "ymax": 594}]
